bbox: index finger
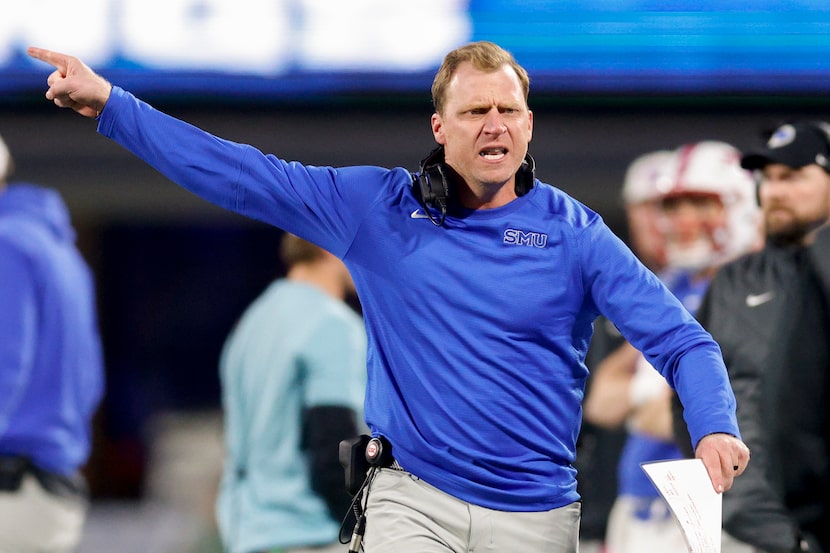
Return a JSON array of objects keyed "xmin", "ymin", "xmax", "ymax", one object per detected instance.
[
  {"xmin": 699, "ymin": 449, "xmax": 726, "ymax": 493},
  {"xmin": 27, "ymin": 46, "xmax": 67, "ymax": 74}
]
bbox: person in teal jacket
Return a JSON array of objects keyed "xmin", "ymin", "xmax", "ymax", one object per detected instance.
[
  {"xmin": 28, "ymin": 41, "xmax": 749, "ymax": 553},
  {"xmin": 216, "ymin": 233, "xmax": 366, "ymax": 553}
]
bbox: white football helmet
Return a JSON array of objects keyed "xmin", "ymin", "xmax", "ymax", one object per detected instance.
[
  {"xmin": 622, "ymin": 150, "xmax": 675, "ymax": 205},
  {"xmin": 655, "ymin": 141, "xmax": 761, "ymax": 270}
]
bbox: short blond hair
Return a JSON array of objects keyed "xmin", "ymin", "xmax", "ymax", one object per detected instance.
[
  {"xmin": 279, "ymin": 233, "xmax": 325, "ymax": 268},
  {"xmin": 431, "ymin": 41, "xmax": 530, "ymax": 116}
]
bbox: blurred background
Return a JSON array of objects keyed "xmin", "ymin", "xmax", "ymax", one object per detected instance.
[{"xmin": 3, "ymin": 1, "xmax": 830, "ymax": 551}]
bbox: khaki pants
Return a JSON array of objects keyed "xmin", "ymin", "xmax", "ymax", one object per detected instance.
[
  {"xmin": 363, "ymin": 468, "xmax": 581, "ymax": 553},
  {"xmin": 0, "ymin": 473, "xmax": 87, "ymax": 553}
]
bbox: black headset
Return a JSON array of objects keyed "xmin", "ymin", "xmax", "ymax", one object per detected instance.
[{"xmin": 411, "ymin": 145, "xmax": 536, "ymax": 226}]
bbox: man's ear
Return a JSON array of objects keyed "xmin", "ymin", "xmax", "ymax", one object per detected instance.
[
  {"xmin": 431, "ymin": 113, "xmax": 446, "ymax": 145},
  {"xmin": 527, "ymin": 109, "xmax": 534, "ymax": 143}
]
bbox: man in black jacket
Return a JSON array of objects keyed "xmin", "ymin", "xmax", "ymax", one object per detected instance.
[{"xmin": 676, "ymin": 120, "xmax": 830, "ymax": 553}]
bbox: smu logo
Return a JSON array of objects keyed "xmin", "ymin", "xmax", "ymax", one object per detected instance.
[{"xmin": 503, "ymin": 228, "xmax": 548, "ymax": 248}]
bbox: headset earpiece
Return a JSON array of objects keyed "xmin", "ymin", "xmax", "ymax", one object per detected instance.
[
  {"xmin": 516, "ymin": 153, "xmax": 537, "ymax": 195},
  {"xmin": 414, "ymin": 146, "xmax": 453, "ymax": 216},
  {"xmin": 410, "ymin": 146, "xmax": 452, "ymax": 226},
  {"xmin": 411, "ymin": 146, "xmax": 537, "ymax": 226}
]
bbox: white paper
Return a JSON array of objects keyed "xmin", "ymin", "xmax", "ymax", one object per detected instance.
[{"xmin": 640, "ymin": 459, "xmax": 722, "ymax": 553}]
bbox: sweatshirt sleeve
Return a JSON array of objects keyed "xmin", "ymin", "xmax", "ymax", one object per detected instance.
[
  {"xmin": 578, "ymin": 217, "xmax": 740, "ymax": 448},
  {"xmin": 96, "ymin": 86, "xmax": 396, "ymax": 258}
]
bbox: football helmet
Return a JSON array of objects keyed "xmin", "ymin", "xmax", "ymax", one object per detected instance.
[{"xmin": 656, "ymin": 141, "xmax": 760, "ymax": 270}]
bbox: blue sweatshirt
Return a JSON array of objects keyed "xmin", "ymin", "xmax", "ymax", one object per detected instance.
[
  {"xmin": 98, "ymin": 87, "xmax": 739, "ymax": 511},
  {"xmin": 618, "ymin": 269, "xmax": 710, "ymax": 499},
  {"xmin": 0, "ymin": 184, "xmax": 104, "ymax": 476}
]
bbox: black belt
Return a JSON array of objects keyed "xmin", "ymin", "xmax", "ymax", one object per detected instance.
[
  {"xmin": 0, "ymin": 455, "xmax": 87, "ymax": 500},
  {"xmin": 388, "ymin": 458, "xmax": 406, "ymax": 471}
]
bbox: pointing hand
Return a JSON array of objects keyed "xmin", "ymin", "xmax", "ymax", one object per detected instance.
[{"xmin": 27, "ymin": 47, "xmax": 113, "ymax": 118}]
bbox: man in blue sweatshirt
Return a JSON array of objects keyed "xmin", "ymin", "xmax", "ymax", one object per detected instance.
[
  {"xmin": 28, "ymin": 41, "xmax": 748, "ymax": 553},
  {"xmin": 0, "ymin": 133, "xmax": 105, "ymax": 552}
]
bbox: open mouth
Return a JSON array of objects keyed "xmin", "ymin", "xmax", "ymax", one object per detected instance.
[{"xmin": 479, "ymin": 147, "xmax": 507, "ymax": 161}]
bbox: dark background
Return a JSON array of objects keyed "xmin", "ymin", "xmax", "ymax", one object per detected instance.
[{"xmin": 3, "ymin": 93, "xmax": 830, "ymax": 496}]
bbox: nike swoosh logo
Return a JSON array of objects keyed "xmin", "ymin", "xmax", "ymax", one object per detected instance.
[
  {"xmin": 745, "ymin": 291, "xmax": 775, "ymax": 307},
  {"xmin": 410, "ymin": 209, "xmax": 430, "ymax": 219}
]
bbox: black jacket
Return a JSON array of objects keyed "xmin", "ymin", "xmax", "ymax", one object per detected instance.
[{"xmin": 675, "ymin": 229, "xmax": 830, "ymax": 553}]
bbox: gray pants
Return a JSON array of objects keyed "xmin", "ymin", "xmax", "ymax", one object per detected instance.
[{"xmin": 362, "ymin": 468, "xmax": 581, "ymax": 553}]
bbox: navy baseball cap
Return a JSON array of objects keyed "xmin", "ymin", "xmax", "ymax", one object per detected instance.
[{"xmin": 740, "ymin": 122, "xmax": 830, "ymax": 171}]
